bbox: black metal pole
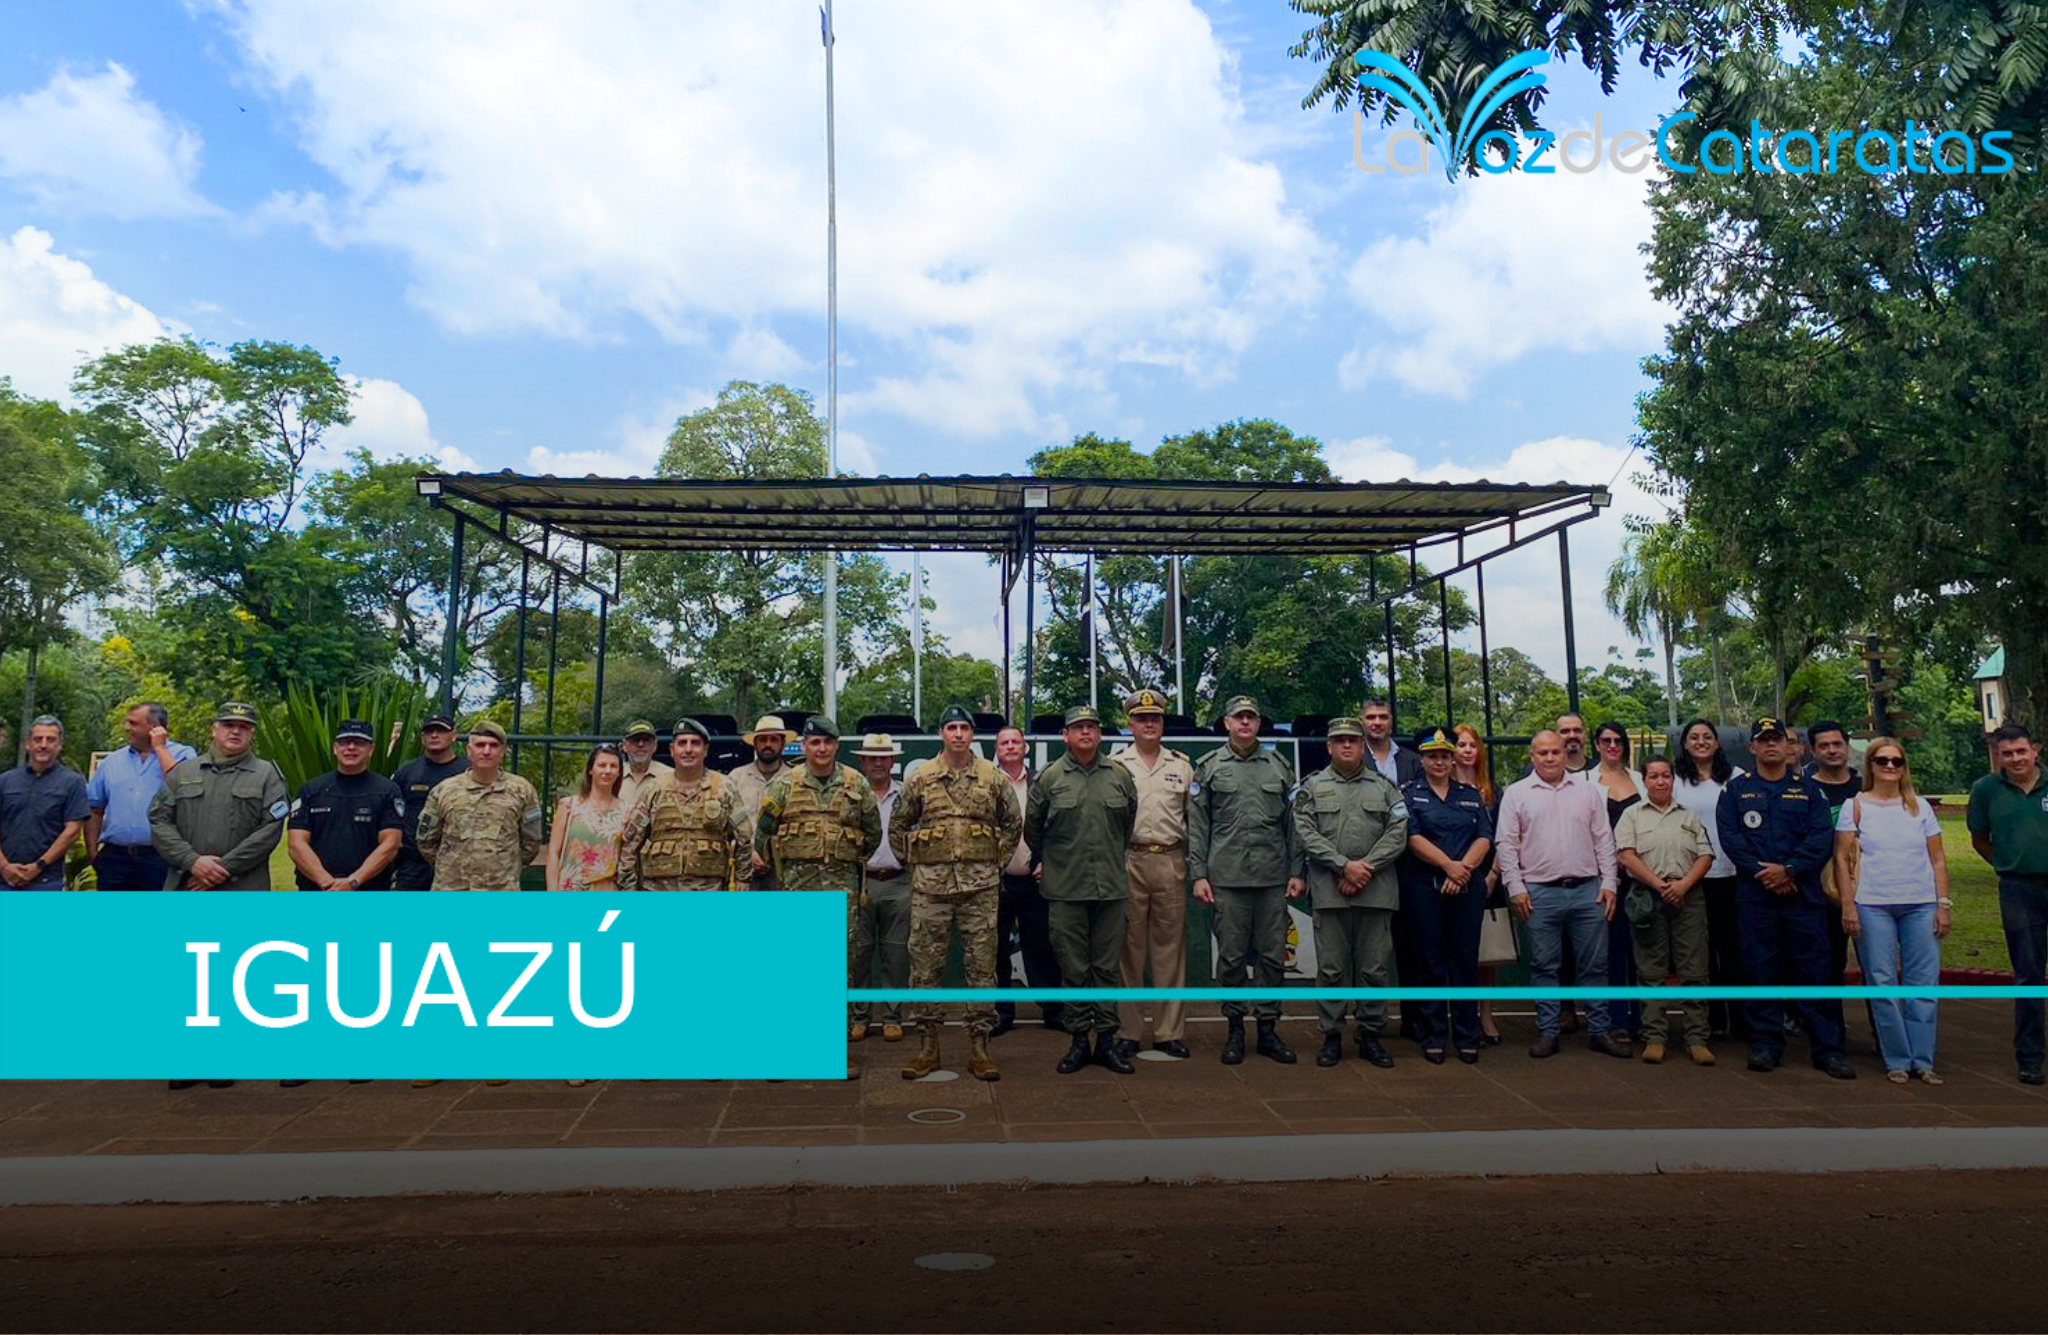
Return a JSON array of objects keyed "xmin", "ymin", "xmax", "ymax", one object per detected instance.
[
  {"xmin": 1021, "ymin": 518, "xmax": 1037, "ymax": 727},
  {"xmin": 439, "ymin": 511, "xmax": 464, "ymax": 719},
  {"xmin": 1383, "ymin": 601, "xmax": 1398, "ymax": 736},
  {"xmin": 1559, "ymin": 527, "xmax": 1581, "ymax": 719},
  {"xmin": 1477, "ymin": 562, "xmax": 1497, "ymax": 789},
  {"xmin": 593, "ymin": 591, "xmax": 609, "ymax": 736},
  {"xmin": 1439, "ymin": 579, "xmax": 1454, "ymax": 727},
  {"xmin": 544, "ymin": 567, "xmax": 561, "ymax": 816},
  {"xmin": 511, "ymin": 550, "xmax": 530, "ymax": 771}
]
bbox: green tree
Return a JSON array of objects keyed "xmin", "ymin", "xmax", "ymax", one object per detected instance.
[
  {"xmin": 0, "ymin": 383, "xmax": 119, "ymax": 752},
  {"xmin": 623, "ymin": 381, "xmax": 906, "ymax": 721}
]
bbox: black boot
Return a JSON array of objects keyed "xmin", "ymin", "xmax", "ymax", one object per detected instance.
[
  {"xmin": 1316, "ymin": 1032, "xmax": 1343, "ymax": 1067},
  {"xmin": 1256, "ymin": 1021, "xmax": 1297, "ymax": 1064},
  {"xmin": 1221, "ymin": 1019, "xmax": 1247, "ymax": 1065},
  {"xmin": 1095, "ymin": 1032, "xmax": 1135, "ymax": 1075},
  {"xmin": 1357, "ymin": 1033, "xmax": 1396, "ymax": 1068},
  {"xmin": 1056, "ymin": 1033, "xmax": 1093, "ymax": 1074}
]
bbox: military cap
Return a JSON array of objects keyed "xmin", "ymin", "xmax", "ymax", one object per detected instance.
[
  {"xmin": 1063, "ymin": 704, "xmax": 1102, "ymax": 728},
  {"xmin": 671, "ymin": 716, "xmax": 710, "ymax": 742},
  {"xmin": 1124, "ymin": 687, "xmax": 1169, "ymax": 716},
  {"xmin": 854, "ymin": 733, "xmax": 902, "ymax": 757},
  {"xmin": 1413, "ymin": 724, "xmax": 1457, "ymax": 754},
  {"xmin": 1750, "ymin": 717, "xmax": 1787, "ymax": 740},
  {"xmin": 214, "ymin": 701, "xmax": 259, "ymax": 725},
  {"xmin": 622, "ymin": 719, "xmax": 657, "ymax": 739},
  {"xmin": 1325, "ymin": 716, "xmax": 1365, "ymax": 740},
  {"xmin": 1222, "ymin": 694, "xmax": 1262, "ymax": 719},
  {"xmin": 802, "ymin": 715, "xmax": 840, "ymax": 739},
  {"xmin": 937, "ymin": 704, "xmax": 975, "ymax": 728},
  {"xmin": 420, "ymin": 714, "xmax": 455, "ymax": 732},
  {"xmin": 335, "ymin": 718, "xmax": 374, "ymax": 742},
  {"xmin": 468, "ymin": 719, "xmax": 507, "ymax": 743}
]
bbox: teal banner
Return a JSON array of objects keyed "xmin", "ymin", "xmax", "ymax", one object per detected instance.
[{"xmin": 0, "ymin": 892, "xmax": 844, "ymax": 1080}]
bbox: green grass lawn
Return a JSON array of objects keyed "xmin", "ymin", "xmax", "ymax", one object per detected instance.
[{"xmin": 1936, "ymin": 810, "xmax": 2009, "ymax": 974}]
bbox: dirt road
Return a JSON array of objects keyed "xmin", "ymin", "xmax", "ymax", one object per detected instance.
[{"xmin": 3, "ymin": 1170, "xmax": 2043, "ymax": 1331}]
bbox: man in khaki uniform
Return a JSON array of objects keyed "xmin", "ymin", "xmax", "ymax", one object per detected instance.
[
  {"xmin": 148, "ymin": 701, "xmax": 288, "ymax": 893},
  {"xmin": 415, "ymin": 720, "xmax": 544, "ymax": 891},
  {"xmin": 730, "ymin": 714, "xmax": 791, "ymax": 891},
  {"xmin": 849, "ymin": 733, "xmax": 910, "ymax": 1042},
  {"xmin": 1110, "ymin": 687, "xmax": 1194, "ymax": 1061},
  {"xmin": 889, "ymin": 705, "xmax": 1021, "ymax": 1082},
  {"xmin": 617, "ymin": 717, "xmax": 752, "ymax": 892},
  {"xmin": 616, "ymin": 719, "xmax": 674, "ymax": 811}
]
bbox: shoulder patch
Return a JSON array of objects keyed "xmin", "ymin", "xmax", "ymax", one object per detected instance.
[
  {"xmin": 268, "ymin": 799, "xmax": 290, "ymax": 819},
  {"xmin": 1390, "ymin": 800, "xmax": 1409, "ymax": 821}
]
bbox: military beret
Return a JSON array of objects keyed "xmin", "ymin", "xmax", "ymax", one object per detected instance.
[
  {"xmin": 1413, "ymin": 725, "xmax": 1457, "ymax": 754},
  {"xmin": 622, "ymin": 719, "xmax": 657, "ymax": 739},
  {"xmin": 1325, "ymin": 717, "xmax": 1365, "ymax": 740},
  {"xmin": 468, "ymin": 719, "xmax": 507, "ymax": 743},
  {"xmin": 937, "ymin": 704, "xmax": 975, "ymax": 728},
  {"xmin": 1222, "ymin": 694, "xmax": 1262, "ymax": 719},
  {"xmin": 1063, "ymin": 705, "xmax": 1102, "ymax": 727},
  {"xmin": 1124, "ymin": 688, "xmax": 1168, "ymax": 716},
  {"xmin": 420, "ymin": 714, "xmax": 455, "ymax": 731},
  {"xmin": 335, "ymin": 718, "xmax": 374, "ymax": 742},
  {"xmin": 672, "ymin": 717, "xmax": 710, "ymax": 742},
  {"xmin": 802, "ymin": 715, "xmax": 840, "ymax": 739},
  {"xmin": 214, "ymin": 701, "xmax": 259, "ymax": 725}
]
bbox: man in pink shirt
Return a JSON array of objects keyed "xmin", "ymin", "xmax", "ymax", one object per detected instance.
[{"xmin": 1498, "ymin": 730, "xmax": 1629, "ymax": 1059}]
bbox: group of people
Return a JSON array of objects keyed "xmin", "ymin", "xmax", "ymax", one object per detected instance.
[{"xmin": 3, "ymin": 695, "xmax": 2045, "ymax": 1093}]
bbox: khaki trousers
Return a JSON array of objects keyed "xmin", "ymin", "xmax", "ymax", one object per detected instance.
[{"xmin": 1117, "ymin": 848, "xmax": 1188, "ymax": 1041}]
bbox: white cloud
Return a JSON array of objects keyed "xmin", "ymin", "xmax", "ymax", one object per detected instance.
[
  {"xmin": 323, "ymin": 376, "xmax": 476, "ymax": 472},
  {"xmin": 0, "ymin": 63, "xmax": 218, "ymax": 220},
  {"xmin": 212, "ymin": 0, "xmax": 1325, "ymax": 437},
  {"xmin": 525, "ymin": 388, "xmax": 717, "ymax": 479},
  {"xmin": 0, "ymin": 226, "xmax": 170, "ymax": 400},
  {"xmin": 1340, "ymin": 158, "xmax": 1666, "ymax": 397}
]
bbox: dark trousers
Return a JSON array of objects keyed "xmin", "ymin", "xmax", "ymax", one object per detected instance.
[
  {"xmin": 95, "ymin": 843, "xmax": 168, "ymax": 892},
  {"xmin": 1605, "ymin": 898, "xmax": 1642, "ymax": 1033},
  {"xmin": 1392, "ymin": 901, "xmax": 1425, "ymax": 1038},
  {"xmin": 1049, "ymin": 898, "xmax": 1126, "ymax": 1035},
  {"xmin": 2001, "ymin": 874, "xmax": 2048, "ymax": 1067},
  {"xmin": 1702, "ymin": 875, "xmax": 1749, "ymax": 1037},
  {"xmin": 1401, "ymin": 879, "xmax": 1484, "ymax": 1050},
  {"xmin": 392, "ymin": 853, "xmax": 434, "ymax": 893},
  {"xmin": 996, "ymin": 872, "xmax": 1063, "ymax": 1028},
  {"xmin": 1737, "ymin": 881, "xmax": 1844, "ymax": 1061}
]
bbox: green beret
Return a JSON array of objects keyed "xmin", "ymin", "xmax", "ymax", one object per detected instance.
[
  {"xmin": 1063, "ymin": 705, "xmax": 1102, "ymax": 727},
  {"xmin": 672, "ymin": 717, "xmax": 710, "ymax": 742},
  {"xmin": 802, "ymin": 715, "xmax": 840, "ymax": 739},
  {"xmin": 937, "ymin": 704, "xmax": 975, "ymax": 728}
]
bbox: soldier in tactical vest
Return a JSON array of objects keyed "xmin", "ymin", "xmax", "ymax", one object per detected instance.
[
  {"xmin": 618, "ymin": 717, "xmax": 753, "ymax": 892},
  {"xmin": 753, "ymin": 715, "xmax": 881, "ymax": 893},
  {"xmin": 889, "ymin": 704, "xmax": 1022, "ymax": 1082}
]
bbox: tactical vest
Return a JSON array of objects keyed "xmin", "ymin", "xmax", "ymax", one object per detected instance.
[
  {"xmin": 904, "ymin": 759, "xmax": 1003, "ymax": 865},
  {"xmin": 771, "ymin": 767, "xmax": 869, "ymax": 866},
  {"xmin": 637, "ymin": 773, "xmax": 734, "ymax": 880}
]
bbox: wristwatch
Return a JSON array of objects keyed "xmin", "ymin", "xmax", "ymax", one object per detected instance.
[
  {"xmin": 32, "ymin": 856, "xmax": 49, "ymax": 875},
  {"xmin": 1936, "ymin": 896, "xmax": 1954, "ymax": 907}
]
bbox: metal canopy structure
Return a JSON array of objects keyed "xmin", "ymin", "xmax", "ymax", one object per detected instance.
[{"xmin": 417, "ymin": 470, "xmax": 1611, "ymax": 788}]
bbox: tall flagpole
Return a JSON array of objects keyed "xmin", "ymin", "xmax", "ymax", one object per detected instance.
[
  {"xmin": 820, "ymin": 1, "xmax": 840, "ymax": 718},
  {"xmin": 911, "ymin": 552, "xmax": 924, "ymax": 723},
  {"xmin": 1173, "ymin": 553, "xmax": 1185, "ymax": 713}
]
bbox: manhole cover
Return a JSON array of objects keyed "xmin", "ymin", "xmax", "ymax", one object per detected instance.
[
  {"xmin": 913, "ymin": 1069, "xmax": 959, "ymax": 1083},
  {"xmin": 915, "ymin": 1252, "xmax": 995, "ymax": 1271},
  {"xmin": 907, "ymin": 1107, "xmax": 966, "ymax": 1125}
]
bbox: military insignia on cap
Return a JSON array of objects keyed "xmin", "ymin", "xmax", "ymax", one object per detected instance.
[
  {"xmin": 214, "ymin": 701, "xmax": 259, "ymax": 724},
  {"xmin": 1125, "ymin": 688, "xmax": 1167, "ymax": 715},
  {"xmin": 802, "ymin": 715, "xmax": 840, "ymax": 739},
  {"xmin": 1063, "ymin": 704, "xmax": 1101, "ymax": 727},
  {"xmin": 937, "ymin": 704, "xmax": 975, "ymax": 727}
]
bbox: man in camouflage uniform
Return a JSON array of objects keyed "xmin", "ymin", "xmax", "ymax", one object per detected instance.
[
  {"xmin": 1295, "ymin": 715, "xmax": 1411, "ymax": 1069},
  {"xmin": 148, "ymin": 701, "xmax": 289, "ymax": 893},
  {"xmin": 889, "ymin": 704, "xmax": 1022, "ymax": 1082},
  {"xmin": 617, "ymin": 717, "xmax": 752, "ymax": 892},
  {"xmin": 414, "ymin": 720, "xmax": 544, "ymax": 891},
  {"xmin": 1189, "ymin": 694, "xmax": 1303, "ymax": 1065}
]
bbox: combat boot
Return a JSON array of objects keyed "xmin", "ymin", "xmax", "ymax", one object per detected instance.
[
  {"xmin": 1221, "ymin": 1018, "xmax": 1247, "ymax": 1065},
  {"xmin": 1256, "ymin": 1020, "xmax": 1297, "ymax": 1064},
  {"xmin": 1056, "ymin": 1033, "xmax": 1093, "ymax": 1074},
  {"xmin": 968, "ymin": 1034, "xmax": 1001, "ymax": 1082},
  {"xmin": 900, "ymin": 1029, "xmax": 942, "ymax": 1080},
  {"xmin": 1316, "ymin": 1032, "xmax": 1343, "ymax": 1067},
  {"xmin": 1095, "ymin": 1032, "xmax": 1135, "ymax": 1075}
]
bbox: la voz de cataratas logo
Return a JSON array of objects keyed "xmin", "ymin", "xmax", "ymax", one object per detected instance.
[{"xmin": 1351, "ymin": 49, "xmax": 2017, "ymax": 178}]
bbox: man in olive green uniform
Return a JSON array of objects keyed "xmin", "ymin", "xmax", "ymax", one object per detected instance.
[
  {"xmin": 148, "ymin": 701, "xmax": 289, "ymax": 892},
  {"xmin": 414, "ymin": 720, "xmax": 545, "ymax": 891},
  {"xmin": 1110, "ymin": 687, "xmax": 1194, "ymax": 1060},
  {"xmin": 618, "ymin": 717, "xmax": 752, "ymax": 892},
  {"xmin": 1295, "ymin": 716, "xmax": 1411, "ymax": 1068},
  {"xmin": 1189, "ymin": 694, "xmax": 1303, "ymax": 1065},
  {"xmin": 1027, "ymin": 705, "xmax": 1139, "ymax": 1074},
  {"xmin": 889, "ymin": 704, "xmax": 1021, "ymax": 1082}
]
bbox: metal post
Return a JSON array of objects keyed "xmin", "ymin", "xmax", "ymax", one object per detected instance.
[
  {"xmin": 1086, "ymin": 551, "xmax": 1098, "ymax": 711},
  {"xmin": 911, "ymin": 551, "xmax": 924, "ymax": 724},
  {"xmin": 511, "ymin": 550, "xmax": 530, "ymax": 770},
  {"xmin": 593, "ymin": 591, "xmax": 609, "ymax": 735},
  {"xmin": 439, "ymin": 511, "xmax": 465, "ymax": 719},
  {"xmin": 1477, "ymin": 562, "xmax": 1497, "ymax": 787},
  {"xmin": 1559, "ymin": 527, "xmax": 1581, "ymax": 719},
  {"xmin": 1439, "ymin": 579, "xmax": 1454, "ymax": 726},
  {"xmin": 1172, "ymin": 554, "xmax": 1185, "ymax": 714},
  {"xmin": 1383, "ymin": 601, "xmax": 1399, "ymax": 735},
  {"xmin": 1022, "ymin": 517, "xmax": 1038, "ymax": 727},
  {"xmin": 543, "ymin": 567, "xmax": 561, "ymax": 815},
  {"xmin": 1001, "ymin": 551, "xmax": 1013, "ymax": 723},
  {"xmin": 820, "ymin": 0, "xmax": 840, "ymax": 719}
]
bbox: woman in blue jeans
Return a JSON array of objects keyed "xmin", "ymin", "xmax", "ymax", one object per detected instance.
[{"xmin": 1834, "ymin": 738, "xmax": 1951, "ymax": 1084}]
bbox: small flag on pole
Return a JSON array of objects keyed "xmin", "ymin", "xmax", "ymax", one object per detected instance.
[{"xmin": 820, "ymin": 5, "xmax": 832, "ymax": 45}]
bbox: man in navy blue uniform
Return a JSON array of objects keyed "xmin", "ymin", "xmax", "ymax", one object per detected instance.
[{"xmin": 1717, "ymin": 717, "xmax": 1856, "ymax": 1079}]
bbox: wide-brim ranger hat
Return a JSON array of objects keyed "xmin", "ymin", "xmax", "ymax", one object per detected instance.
[
  {"xmin": 743, "ymin": 714, "xmax": 789, "ymax": 743},
  {"xmin": 854, "ymin": 732, "xmax": 902, "ymax": 757}
]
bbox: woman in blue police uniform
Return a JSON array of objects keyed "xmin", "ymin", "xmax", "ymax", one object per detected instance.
[{"xmin": 1399, "ymin": 726, "xmax": 1496, "ymax": 1064}]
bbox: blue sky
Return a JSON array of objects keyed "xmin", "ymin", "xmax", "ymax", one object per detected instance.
[{"xmin": 1, "ymin": 0, "xmax": 1688, "ymax": 678}]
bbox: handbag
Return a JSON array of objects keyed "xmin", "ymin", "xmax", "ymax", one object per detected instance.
[{"xmin": 1478, "ymin": 903, "xmax": 1519, "ymax": 966}]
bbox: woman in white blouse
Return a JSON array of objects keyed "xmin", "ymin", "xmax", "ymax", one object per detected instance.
[{"xmin": 1672, "ymin": 719, "xmax": 1745, "ymax": 1040}]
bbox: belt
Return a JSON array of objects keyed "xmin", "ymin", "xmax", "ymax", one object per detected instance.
[
  {"xmin": 102, "ymin": 842, "xmax": 157, "ymax": 854},
  {"xmin": 1133, "ymin": 842, "xmax": 1184, "ymax": 856},
  {"xmin": 867, "ymin": 867, "xmax": 904, "ymax": 882}
]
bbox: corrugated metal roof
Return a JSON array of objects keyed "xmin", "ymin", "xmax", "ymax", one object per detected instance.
[{"xmin": 415, "ymin": 472, "xmax": 1609, "ymax": 557}]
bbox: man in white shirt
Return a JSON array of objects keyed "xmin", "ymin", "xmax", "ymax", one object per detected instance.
[{"xmin": 849, "ymin": 734, "xmax": 910, "ymax": 1042}]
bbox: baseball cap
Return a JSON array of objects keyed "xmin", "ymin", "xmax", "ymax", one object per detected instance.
[
  {"xmin": 1063, "ymin": 705, "xmax": 1102, "ymax": 727},
  {"xmin": 214, "ymin": 701, "xmax": 259, "ymax": 725},
  {"xmin": 1750, "ymin": 717, "xmax": 1787, "ymax": 740},
  {"xmin": 622, "ymin": 719, "xmax": 657, "ymax": 739},
  {"xmin": 335, "ymin": 719, "xmax": 374, "ymax": 742},
  {"xmin": 1325, "ymin": 717, "xmax": 1365, "ymax": 740},
  {"xmin": 1223, "ymin": 694, "xmax": 1261, "ymax": 718}
]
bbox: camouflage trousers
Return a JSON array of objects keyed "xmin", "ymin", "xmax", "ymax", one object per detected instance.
[{"xmin": 909, "ymin": 887, "xmax": 999, "ymax": 1037}]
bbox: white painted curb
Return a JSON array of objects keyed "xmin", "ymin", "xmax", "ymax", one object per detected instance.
[{"xmin": 6, "ymin": 1126, "xmax": 2048, "ymax": 1205}]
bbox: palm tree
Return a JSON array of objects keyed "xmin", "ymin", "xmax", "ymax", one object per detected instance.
[{"xmin": 1605, "ymin": 523, "xmax": 1686, "ymax": 731}]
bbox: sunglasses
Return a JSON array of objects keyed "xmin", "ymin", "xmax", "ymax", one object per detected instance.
[{"xmin": 1871, "ymin": 755, "xmax": 1906, "ymax": 769}]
